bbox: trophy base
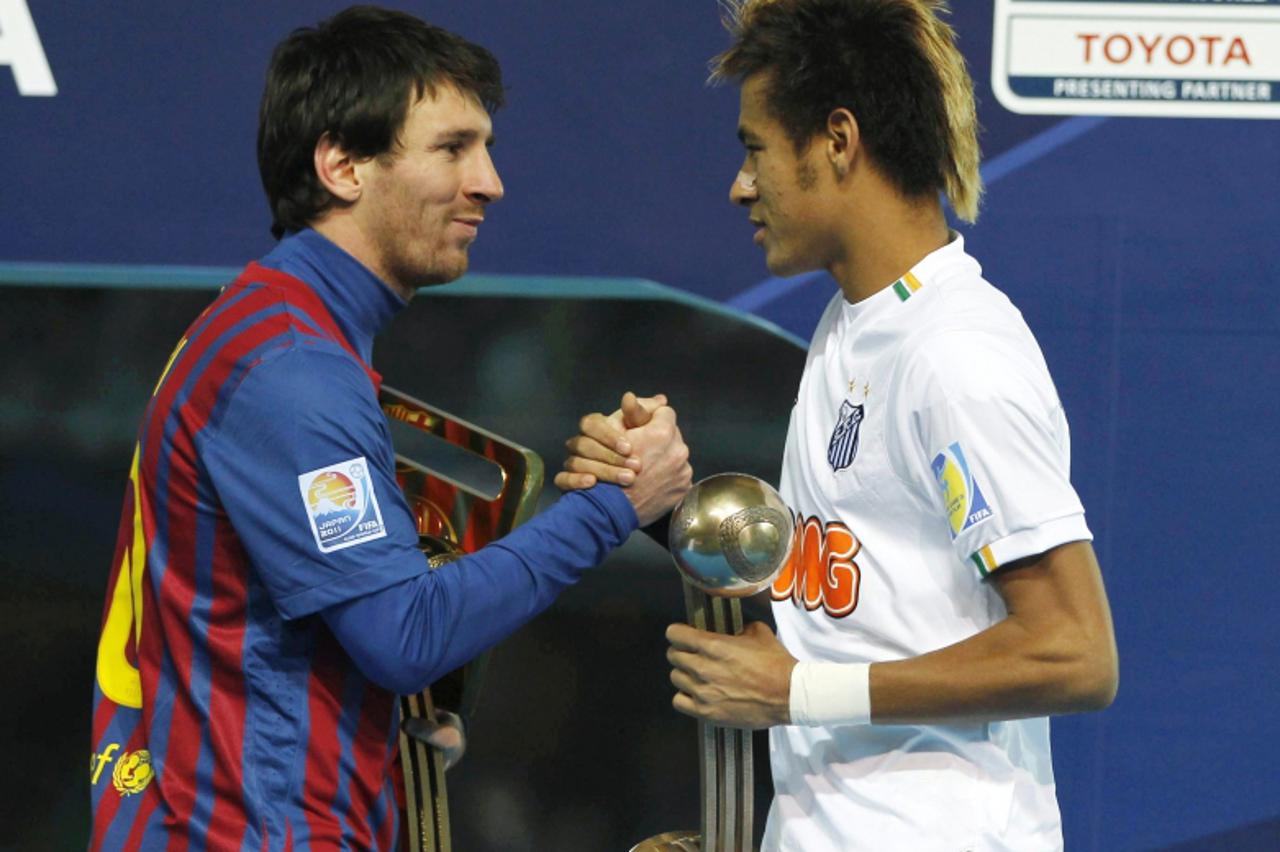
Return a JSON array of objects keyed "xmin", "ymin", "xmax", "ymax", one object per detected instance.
[{"xmin": 630, "ymin": 830, "xmax": 701, "ymax": 851}]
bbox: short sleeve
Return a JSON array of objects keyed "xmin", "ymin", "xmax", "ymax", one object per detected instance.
[
  {"xmin": 889, "ymin": 329, "xmax": 1091, "ymax": 577},
  {"xmin": 203, "ymin": 345, "xmax": 427, "ymax": 618}
]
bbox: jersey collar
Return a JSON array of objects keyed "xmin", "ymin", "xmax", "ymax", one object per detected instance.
[
  {"xmin": 839, "ymin": 231, "xmax": 968, "ymax": 325},
  {"xmin": 259, "ymin": 228, "xmax": 407, "ymax": 364}
]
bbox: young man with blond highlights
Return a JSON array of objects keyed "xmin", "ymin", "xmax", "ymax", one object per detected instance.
[{"xmin": 561, "ymin": 1, "xmax": 1117, "ymax": 848}]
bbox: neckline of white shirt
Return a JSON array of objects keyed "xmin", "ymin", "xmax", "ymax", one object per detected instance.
[{"xmin": 839, "ymin": 231, "xmax": 967, "ymax": 325}]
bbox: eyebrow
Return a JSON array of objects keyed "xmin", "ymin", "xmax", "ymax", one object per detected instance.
[
  {"xmin": 737, "ymin": 127, "xmax": 759, "ymax": 144},
  {"xmin": 433, "ymin": 128, "xmax": 497, "ymax": 147}
]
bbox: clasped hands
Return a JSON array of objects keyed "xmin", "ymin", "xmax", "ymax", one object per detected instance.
[
  {"xmin": 557, "ymin": 391, "xmax": 797, "ymax": 730},
  {"xmin": 553, "ymin": 391, "xmax": 692, "ymax": 527}
]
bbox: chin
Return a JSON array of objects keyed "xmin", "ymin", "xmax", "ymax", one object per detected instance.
[
  {"xmin": 413, "ymin": 255, "xmax": 469, "ymax": 289},
  {"xmin": 765, "ymin": 254, "xmax": 814, "ymax": 278},
  {"xmin": 762, "ymin": 249, "xmax": 824, "ymax": 278}
]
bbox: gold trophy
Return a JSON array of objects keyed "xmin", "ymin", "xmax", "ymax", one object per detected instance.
[
  {"xmin": 633, "ymin": 474, "xmax": 794, "ymax": 852},
  {"xmin": 381, "ymin": 385, "xmax": 543, "ymax": 852}
]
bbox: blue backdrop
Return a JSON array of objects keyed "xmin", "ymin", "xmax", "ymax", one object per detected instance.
[{"xmin": 3, "ymin": 2, "xmax": 1277, "ymax": 849}]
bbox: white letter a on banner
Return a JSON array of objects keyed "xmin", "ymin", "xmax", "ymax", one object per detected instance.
[{"xmin": 0, "ymin": 0, "xmax": 57, "ymax": 96}]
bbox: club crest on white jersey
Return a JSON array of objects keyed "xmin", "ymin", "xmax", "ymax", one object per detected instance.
[
  {"xmin": 297, "ymin": 456, "xmax": 387, "ymax": 553},
  {"xmin": 827, "ymin": 401, "xmax": 864, "ymax": 472},
  {"xmin": 931, "ymin": 441, "xmax": 993, "ymax": 537}
]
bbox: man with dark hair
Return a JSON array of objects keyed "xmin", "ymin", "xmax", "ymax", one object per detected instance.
[
  {"xmin": 88, "ymin": 6, "xmax": 691, "ymax": 848},
  {"xmin": 561, "ymin": 1, "xmax": 1117, "ymax": 848}
]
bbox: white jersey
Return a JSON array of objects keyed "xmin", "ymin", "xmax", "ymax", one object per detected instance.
[{"xmin": 764, "ymin": 235, "xmax": 1090, "ymax": 852}]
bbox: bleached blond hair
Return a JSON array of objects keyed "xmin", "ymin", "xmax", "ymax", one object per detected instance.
[{"xmin": 712, "ymin": 0, "xmax": 982, "ymax": 222}]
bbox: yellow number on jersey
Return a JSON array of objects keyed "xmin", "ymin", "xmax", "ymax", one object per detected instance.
[{"xmin": 95, "ymin": 336, "xmax": 186, "ymax": 709}]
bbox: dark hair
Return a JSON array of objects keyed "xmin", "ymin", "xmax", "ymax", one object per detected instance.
[
  {"xmin": 258, "ymin": 5, "xmax": 505, "ymax": 238},
  {"xmin": 712, "ymin": 0, "xmax": 981, "ymax": 221}
]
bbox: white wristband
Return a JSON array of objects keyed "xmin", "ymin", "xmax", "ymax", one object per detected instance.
[{"xmin": 789, "ymin": 661, "xmax": 872, "ymax": 727}]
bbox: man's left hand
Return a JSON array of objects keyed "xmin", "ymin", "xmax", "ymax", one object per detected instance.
[
  {"xmin": 402, "ymin": 710, "xmax": 466, "ymax": 770},
  {"xmin": 665, "ymin": 621, "xmax": 797, "ymax": 730},
  {"xmin": 555, "ymin": 392, "xmax": 667, "ymax": 491}
]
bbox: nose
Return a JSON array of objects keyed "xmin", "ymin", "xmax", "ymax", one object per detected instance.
[
  {"xmin": 730, "ymin": 168, "xmax": 757, "ymax": 207},
  {"xmin": 466, "ymin": 146, "xmax": 504, "ymax": 205}
]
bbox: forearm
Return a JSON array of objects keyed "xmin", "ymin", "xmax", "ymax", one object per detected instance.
[
  {"xmin": 866, "ymin": 610, "xmax": 1117, "ymax": 724},
  {"xmin": 324, "ymin": 485, "xmax": 637, "ymax": 694},
  {"xmin": 794, "ymin": 541, "xmax": 1118, "ymax": 727}
]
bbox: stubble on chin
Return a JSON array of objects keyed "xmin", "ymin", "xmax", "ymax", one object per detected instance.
[{"xmin": 399, "ymin": 248, "xmax": 470, "ymax": 293}]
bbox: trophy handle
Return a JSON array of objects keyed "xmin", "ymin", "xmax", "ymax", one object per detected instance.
[
  {"xmin": 687, "ymin": 582, "xmax": 754, "ymax": 852},
  {"xmin": 381, "ymin": 384, "xmax": 544, "ymax": 852},
  {"xmin": 399, "ymin": 688, "xmax": 450, "ymax": 851},
  {"xmin": 632, "ymin": 582, "xmax": 754, "ymax": 852}
]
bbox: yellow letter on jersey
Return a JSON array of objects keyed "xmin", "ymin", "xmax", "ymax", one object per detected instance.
[{"xmin": 96, "ymin": 447, "xmax": 148, "ymax": 709}]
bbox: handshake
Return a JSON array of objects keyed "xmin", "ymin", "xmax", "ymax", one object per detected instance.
[
  {"xmin": 554, "ymin": 391, "xmax": 693, "ymax": 526},
  {"xmin": 554, "ymin": 391, "xmax": 798, "ymax": 737}
]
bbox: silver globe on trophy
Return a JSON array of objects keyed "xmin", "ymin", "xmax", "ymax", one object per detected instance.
[{"xmin": 632, "ymin": 473, "xmax": 794, "ymax": 852}]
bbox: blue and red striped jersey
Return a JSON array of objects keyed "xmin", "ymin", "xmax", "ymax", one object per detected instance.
[
  {"xmin": 90, "ymin": 229, "xmax": 639, "ymax": 850},
  {"xmin": 90, "ymin": 231, "xmax": 431, "ymax": 850}
]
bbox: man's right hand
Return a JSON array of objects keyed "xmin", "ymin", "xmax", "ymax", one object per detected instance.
[{"xmin": 556, "ymin": 392, "xmax": 692, "ymax": 526}]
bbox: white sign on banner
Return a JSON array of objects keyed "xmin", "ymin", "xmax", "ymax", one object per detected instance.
[
  {"xmin": 992, "ymin": 0, "xmax": 1280, "ymax": 118},
  {"xmin": 0, "ymin": 0, "xmax": 57, "ymax": 96}
]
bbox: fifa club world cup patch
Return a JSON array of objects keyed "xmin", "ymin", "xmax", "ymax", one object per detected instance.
[
  {"xmin": 298, "ymin": 456, "xmax": 387, "ymax": 553},
  {"xmin": 930, "ymin": 441, "xmax": 993, "ymax": 538},
  {"xmin": 827, "ymin": 401, "xmax": 865, "ymax": 472}
]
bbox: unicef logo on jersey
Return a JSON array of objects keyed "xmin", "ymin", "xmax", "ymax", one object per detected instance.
[
  {"xmin": 298, "ymin": 457, "xmax": 388, "ymax": 553},
  {"xmin": 930, "ymin": 442, "xmax": 993, "ymax": 538}
]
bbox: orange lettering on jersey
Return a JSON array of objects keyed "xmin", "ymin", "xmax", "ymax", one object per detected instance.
[{"xmin": 772, "ymin": 514, "xmax": 861, "ymax": 618}]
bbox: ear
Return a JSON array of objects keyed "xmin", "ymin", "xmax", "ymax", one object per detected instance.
[
  {"xmin": 825, "ymin": 108, "xmax": 859, "ymax": 179},
  {"xmin": 313, "ymin": 132, "xmax": 363, "ymax": 204}
]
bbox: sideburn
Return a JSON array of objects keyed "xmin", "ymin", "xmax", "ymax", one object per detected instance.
[{"xmin": 796, "ymin": 159, "xmax": 818, "ymax": 191}]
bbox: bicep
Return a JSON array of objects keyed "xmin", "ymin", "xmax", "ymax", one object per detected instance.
[
  {"xmin": 991, "ymin": 541, "xmax": 1109, "ymax": 628},
  {"xmin": 205, "ymin": 349, "xmax": 423, "ymax": 617}
]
